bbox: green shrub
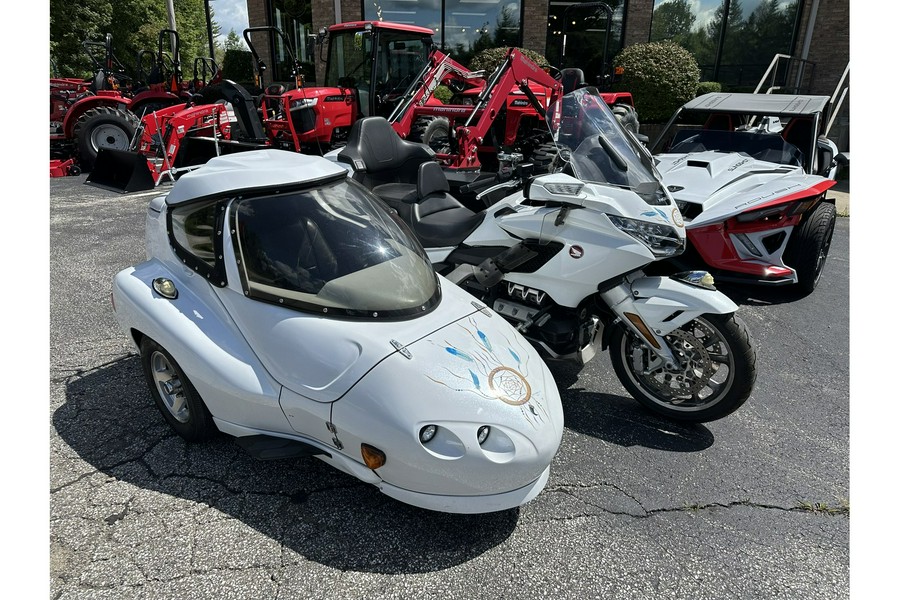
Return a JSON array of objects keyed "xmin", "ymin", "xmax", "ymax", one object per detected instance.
[
  {"xmin": 696, "ymin": 81, "xmax": 722, "ymax": 96},
  {"xmin": 612, "ymin": 42, "xmax": 700, "ymax": 123},
  {"xmin": 222, "ymin": 48, "xmax": 255, "ymax": 86},
  {"xmin": 469, "ymin": 47, "xmax": 550, "ymax": 74},
  {"xmin": 433, "ymin": 85, "xmax": 452, "ymax": 104}
]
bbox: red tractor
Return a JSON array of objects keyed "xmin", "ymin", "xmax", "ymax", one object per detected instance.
[
  {"xmin": 50, "ymin": 30, "xmax": 219, "ymax": 175},
  {"xmin": 87, "ymin": 21, "xmax": 564, "ymax": 194},
  {"xmin": 243, "ymin": 21, "xmax": 562, "ymax": 175}
]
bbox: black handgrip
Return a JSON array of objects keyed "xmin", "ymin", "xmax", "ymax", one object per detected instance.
[{"xmin": 459, "ymin": 176, "xmax": 500, "ymax": 195}]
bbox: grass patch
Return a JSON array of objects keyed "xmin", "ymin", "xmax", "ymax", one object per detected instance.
[{"xmin": 796, "ymin": 499, "xmax": 849, "ymax": 515}]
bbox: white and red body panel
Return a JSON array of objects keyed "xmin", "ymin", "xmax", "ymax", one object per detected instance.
[{"xmin": 655, "ymin": 150, "xmax": 836, "ymax": 283}]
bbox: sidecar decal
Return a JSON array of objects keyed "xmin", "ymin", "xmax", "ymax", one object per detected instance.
[
  {"xmin": 426, "ymin": 317, "xmax": 550, "ymax": 426},
  {"xmin": 641, "ymin": 208, "xmax": 670, "ymax": 222}
]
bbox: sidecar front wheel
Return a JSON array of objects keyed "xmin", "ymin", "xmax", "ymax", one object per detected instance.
[{"xmin": 609, "ymin": 313, "xmax": 756, "ymax": 423}]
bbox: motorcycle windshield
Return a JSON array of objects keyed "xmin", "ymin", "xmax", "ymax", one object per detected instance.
[
  {"xmin": 231, "ymin": 178, "xmax": 440, "ymax": 319},
  {"xmin": 548, "ymin": 89, "xmax": 668, "ymax": 205}
]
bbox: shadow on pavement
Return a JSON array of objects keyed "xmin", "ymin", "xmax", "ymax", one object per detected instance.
[
  {"xmin": 549, "ymin": 363, "xmax": 715, "ymax": 452},
  {"xmin": 715, "ymin": 281, "xmax": 812, "ymax": 307},
  {"xmin": 54, "ymin": 355, "xmax": 518, "ymax": 574}
]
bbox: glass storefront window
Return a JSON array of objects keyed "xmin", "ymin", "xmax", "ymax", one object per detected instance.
[
  {"xmin": 650, "ymin": 0, "xmax": 801, "ymax": 89},
  {"xmin": 264, "ymin": 0, "xmax": 316, "ymax": 84},
  {"xmin": 363, "ymin": 0, "xmax": 522, "ymax": 65},
  {"xmin": 544, "ymin": 1, "xmax": 625, "ymax": 87}
]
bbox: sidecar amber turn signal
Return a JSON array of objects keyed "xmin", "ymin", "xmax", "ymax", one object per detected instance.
[
  {"xmin": 152, "ymin": 278, "xmax": 178, "ymax": 299},
  {"xmin": 361, "ymin": 444, "xmax": 386, "ymax": 470}
]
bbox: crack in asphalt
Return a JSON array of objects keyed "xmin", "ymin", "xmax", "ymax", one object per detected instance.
[
  {"xmin": 104, "ymin": 495, "xmax": 135, "ymax": 525},
  {"xmin": 540, "ymin": 484, "xmax": 848, "ymax": 520}
]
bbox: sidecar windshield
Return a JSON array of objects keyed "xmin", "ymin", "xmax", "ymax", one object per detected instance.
[
  {"xmin": 547, "ymin": 89, "xmax": 666, "ymax": 204},
  {"xmin": 231, "ymin": 178, "xmax": 440, "ymax": 319}
]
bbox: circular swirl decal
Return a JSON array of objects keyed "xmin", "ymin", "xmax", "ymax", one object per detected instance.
[{"xmin": 488, "ymin": 366, "xmax": 532, "ymax": 405}]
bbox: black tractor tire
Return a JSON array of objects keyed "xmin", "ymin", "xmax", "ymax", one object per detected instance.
[
  {"xmin": 139, "ymin": 337, "xmax": 217, "ymax": 442},
  {"xmin": 609, "ymin": 313, "xmax": 756, "ymax": 423},
  {"xmin": 130, "ymin": 99, "xmax": 178, "ymax": 120},
  {"xmin": 73, "ymin": 106, "xmax": 141, "ymax": 172},
  {"xmin": 531, "ymin": 142, "xmax": 560, "ymax": 174},
  {"xmin": 612, "ymin": 103, "xmax": 640, "ymax": 136},
  {"xmin": 408, "ymin": 116, "xmax": 451, "ymax": 154},
  {"xmin": 784, "ymin": 201, "xmax": 837, "ymax": 296}
]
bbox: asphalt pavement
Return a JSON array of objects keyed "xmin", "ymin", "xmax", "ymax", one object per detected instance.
[
  {"xmin": 831, "ymin": 179, "xmax": 849, "ymax": 215},
  {"xmin": 49, "ymin": 174, "xmax": 850, "ymax": 599}
]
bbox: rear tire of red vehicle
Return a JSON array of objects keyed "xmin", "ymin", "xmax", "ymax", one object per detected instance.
[
  {"xmin": 784, "ymin": 201, "xmax": 836, "ymax": 296},
  {"xmin": 139, "ymin": 337, "xmax": 217, "ymax": 442},
  {"xmin": 409, "ymin": 116, "xmax": 451, "ymax": 154},
  {"xmin": 73, "ymin": 106, "xmax": 140, "ymax": 172},
  {"xmin": 612, "ymin": 104, "xmax": 640, "ymax": 136}
]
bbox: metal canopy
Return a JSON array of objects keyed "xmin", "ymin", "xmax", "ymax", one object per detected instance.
[{"xmin": 682, "ymin": 93, "xmax": 831, "ymax": 116}]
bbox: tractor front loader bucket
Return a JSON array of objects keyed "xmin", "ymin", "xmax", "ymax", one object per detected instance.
[{"xmin": 86, "ymin": 148, "xmax": 157, "ymax": 193}]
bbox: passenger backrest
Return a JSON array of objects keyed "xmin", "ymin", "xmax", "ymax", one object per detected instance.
[
  {"xmin": 560, "ymin": 68, "xmax": 586, "ymax": 94},
  {"xmin": 338, "ymin": 117, "xmax": 434, "ymax": 187}
]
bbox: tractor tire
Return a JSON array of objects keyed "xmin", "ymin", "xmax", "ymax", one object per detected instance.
[
  {"xmin": 531, "ymin": 142, "xmax": 573, "ymax": 174},
  {"xmin": 531, "ymin": 142, "xmax": 559, "ymax": 174},
  {"xmin": 408, "ymin": 116, "xmax": 451, "ymax": 154},
  {"xmin": 74, "ymin": 106, "xmax": 141, "ymax": 172},
  {"xmin": 612, "ymin": 103, "xmax": 640, "ymax": 136}
]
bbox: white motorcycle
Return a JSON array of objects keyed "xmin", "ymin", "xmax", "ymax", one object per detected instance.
[{"xmin": 332, "ymin": 88, "xmax": 757, "ymax": 422}]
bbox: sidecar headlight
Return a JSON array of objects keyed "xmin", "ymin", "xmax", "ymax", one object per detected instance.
[
  {"xmin": 608, "ymin": 216, "xmax": 684, "ymax": 257},
  {"xmin": 419, "ymin": 424, "xmax": 437, "ymax": 444},
  {"xmin": 477, "ymin": 426, "xmax": 491, "ymax": 445}
]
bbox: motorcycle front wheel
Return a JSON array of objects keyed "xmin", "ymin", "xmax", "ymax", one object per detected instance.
[{"xmin": 609, "ymin": 313, "xmax": 756, "ymax": 423}]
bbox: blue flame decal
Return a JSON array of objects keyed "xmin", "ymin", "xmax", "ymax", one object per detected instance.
[
  {"xmin": 478, "ymin": 329, "xmax": 492, "ymax": 351},
  {"xmin": 470, "ymin": 370, "xmax": 480, "ymax": 389},
  {"xmin": 445, "ymin": 347, "xmax": 474, "ymax": 361},
  {"xmin": 641, "ymin": 209, "xmax": 670, "ymax": 222}
]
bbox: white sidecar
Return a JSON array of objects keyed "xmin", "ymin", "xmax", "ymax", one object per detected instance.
[{"xmin": 111, "ymin": 150, "xmax": 564, "ymax": 514}]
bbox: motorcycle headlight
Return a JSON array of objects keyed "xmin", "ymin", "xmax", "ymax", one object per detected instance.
[{"xmin": 608, "ymin": 215, "xmax": 684, "ymax": 257}]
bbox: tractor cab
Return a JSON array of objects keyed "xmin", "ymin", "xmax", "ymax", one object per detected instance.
[{"xmin": 321, "ymin": 22, "xmax": 434, "ymax": 118}]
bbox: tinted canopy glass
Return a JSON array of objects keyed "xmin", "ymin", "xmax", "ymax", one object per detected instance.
[{"xmin": 232, "ymin": 179, "xmax": 440, "ymax": 318}]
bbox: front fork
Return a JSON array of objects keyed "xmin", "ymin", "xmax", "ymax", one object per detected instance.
[{"xmin": 597, "ymin": 271, "xmax": 738, "ymax": 369}]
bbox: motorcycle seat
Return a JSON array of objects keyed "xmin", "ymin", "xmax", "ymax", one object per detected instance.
[
  {"xmin": 412, "ymin": 162, "xmax": 485, "ymax": 248},
  {"xmin": 338, "ymin": 116, "xmax": 435, "ymax": 204}
]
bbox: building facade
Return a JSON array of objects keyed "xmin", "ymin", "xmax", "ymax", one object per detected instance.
[{"xmin": 243, "ymin": 0, "xmax": 849, "ymax": 144}]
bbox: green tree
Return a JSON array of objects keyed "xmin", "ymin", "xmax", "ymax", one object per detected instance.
[
  {"xmin": 49, "ymin": 0, "xmax": 114, "ymax": 77},
  {"xmin": 650, "ymin": 0, "xmax": 696, "ymax": 45},
  {"xmin": 743, "ymin": 0, "xmax": 798, "ymax": 63},
  {"xmin": 224, "ymin": 29, "xmax": 246, "ymax": 52},
  {"xmin": 50, "ymin": 0, "xmax": 222, "ymax": 81},
  {"xmin": 705, "ymin": 0, "xmax": 745, "ymax": 67},
  {"xmin": 492, "ymin": 5, "xmax": 520, "ymax": 49}
]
